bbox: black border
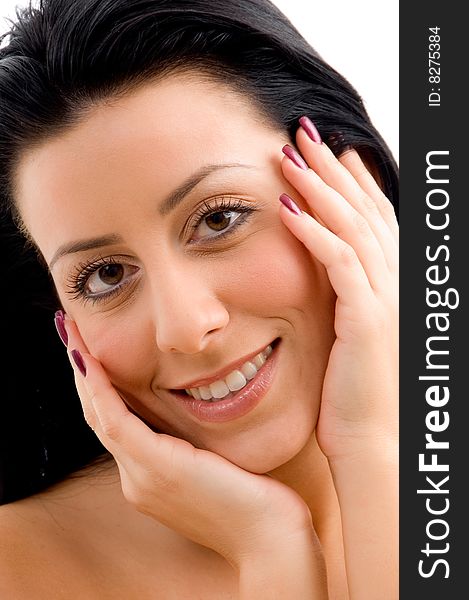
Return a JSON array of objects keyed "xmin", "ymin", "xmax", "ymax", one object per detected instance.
[{"xmin": 400, "ymin": 2, "xmax": 467, "ymax": 596}]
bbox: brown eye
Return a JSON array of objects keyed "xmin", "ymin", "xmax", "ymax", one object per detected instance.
[
  {"xmin": 98, "ymin": 264, "xmax": 124, "ymax": 285},
  {"xmin": 193, "ymin": 210, "xmax": 244, "ymax": 240},
  {"xmin": 86, "ymin": 263, "xmax": 138, "ymax": 295},
  {"xmin": 190, "ymin": 198, "xmax": 256, "ymax": 242},
  {"xmin": 205, "ymin": 211, "xmax": 234, "ymax": 231}
]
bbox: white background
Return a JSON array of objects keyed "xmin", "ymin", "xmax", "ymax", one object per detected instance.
[{"xmin": 1, "ymin": 0, "xmax": 398, "ymax": 162}]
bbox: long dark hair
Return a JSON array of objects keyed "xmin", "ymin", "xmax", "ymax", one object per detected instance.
[
  {"xmin": 0, "ymin": 0, "xmax": 398, "ymax": 503},
  {"xmin": 0, "ymin": 215, "xmax": 110, "ymax": 505}
]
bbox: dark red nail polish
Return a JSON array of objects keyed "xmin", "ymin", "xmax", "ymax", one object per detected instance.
[
  {"xmin": 299, "ymin": 116, "xmax": 322, "ymax": 144},
  {"xmin": 71, "ymin": 349, "xmax": 87, "ymax": 377},
  {"xmin": 54, "ymin": 310, "xmax": 68, "ymax": 347},
  {"xmin": 279, "ymin": 193, "xmax": 302, "ymax": 216},
  {"xmin": 282, "ymin": 144, "xmax": 308, "ymax": 170}
]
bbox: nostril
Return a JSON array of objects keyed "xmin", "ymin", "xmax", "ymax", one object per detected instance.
[{"xmin": 154, "ymin": 291, "xmax": 230, "ymax": 355}]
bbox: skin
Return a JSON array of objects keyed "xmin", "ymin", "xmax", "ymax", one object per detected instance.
[
  {"xmin": 13, "ymin": 71, "xmax": 398, "ymax": 598},
  {"xmin": 18, "ymin": 73, "xmax": 337, "ymax": 473}
]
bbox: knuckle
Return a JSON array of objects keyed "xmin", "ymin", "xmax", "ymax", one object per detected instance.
[
  {"xmin": 98, "ymin": 415, "xmax": 121, "ymax": 441},
  {"xmin": 335, "ymin": 241, "xmax": 357, "ymax": 266},
  {"xmin": 351, "ymin": 210, "xmax": 372, "ymax": 239},
  {"xmin": 359, "ymin": 190, "xmax": 379, "ymax": 215},
  {"xmin": 352, "ymin": 164, "xmax": 370, "ymax": 180}
]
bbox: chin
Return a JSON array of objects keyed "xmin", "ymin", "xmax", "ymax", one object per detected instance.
[{"xmin": 202, "ymin": 418, "xmax": 316, "ymax": 474}]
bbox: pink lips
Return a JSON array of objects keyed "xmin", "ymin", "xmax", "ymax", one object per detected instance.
[
  {"xmin": 171, "ymin": 341, "xmax": 276, "ymax": 391},
  {"xmin": 169, "ymin": 341, "xmax": 279, "ymax": 423}
]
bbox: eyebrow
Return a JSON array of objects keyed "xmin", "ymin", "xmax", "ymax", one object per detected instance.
[
  {"xmin": 48, "ymin": 162, "xmax": 256, "ymax": 270},
  {"xmin": 158, "ymin": 162, "xmax": 255, "ymax": 216},
  {"xmin": 49, "ymin": 234, "xmax": 124, "ymax": 271}
]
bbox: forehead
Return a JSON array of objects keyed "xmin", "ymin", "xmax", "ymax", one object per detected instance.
[
  {"xmin": 15, "ymin": 73, "xmax": 280, "ymax": 259},
  {"xmin": 18, "ymin": 73, "xmax": 263, "ymax": 181}
]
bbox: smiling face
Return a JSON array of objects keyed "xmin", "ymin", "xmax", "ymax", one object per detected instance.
[{"xmin": 15, "ymin": 72, "xmax": 336, "ymax": 473}]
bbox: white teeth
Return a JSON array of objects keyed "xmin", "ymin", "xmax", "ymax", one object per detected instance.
[
  {"xmin": 225, "ymin": 370, "xmax": 247, "ymax": 392},
  {"xmin": 209, "ymin": 380, "xmax": 230, "ymax": 399},
  {"xmin": 183, "ymin": 343, "xmax": 274, "ymax": 401},
  {"xmin": 252, "ymin": 353, "xmax": 266, "ymax": 369},
  {"xmin": 190, "ymin": 387, "xmax": 201, "ymax": 400},
  {"xmin": 199, "ymin": 386, "xmax": 212, "ymax": 400},
  {"xmin": 240, "ymin": 361, "xmax": 257, "ymax": 380}
]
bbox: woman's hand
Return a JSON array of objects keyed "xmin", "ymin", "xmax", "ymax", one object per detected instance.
[
  {"xmin": 60, "ymin": 316, "xmax": 327, "ymax": 598},
  {"xmin": 278, "ymin": 117, "xmax": 398, "ymax": 599},
  {"xmin": 279, "ymin": 119, "xmax": 398, "ymax": 460}
]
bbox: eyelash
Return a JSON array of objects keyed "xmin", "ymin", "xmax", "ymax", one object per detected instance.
[
  {"xmin": 66, "ymin": 196, "xmax": 258, "ymax": 305},
  {"xmin": 65, "ymin": 255, "xmax": 128, "ymax": 305},
  {"xmin": 186, "ymin": 196, "xmax": 257, "ymax": 242}
]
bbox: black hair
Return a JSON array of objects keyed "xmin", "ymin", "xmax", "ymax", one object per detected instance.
[
  {"xmin": 0, "ymin": 214, "xmax": 110, "ymax": 505},
  {"xmin": 0, "ymin": 0, "xmax": 398, "ymax": 503}
]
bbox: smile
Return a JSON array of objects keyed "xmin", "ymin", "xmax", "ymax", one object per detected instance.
[
  {"xmin": 169, "ymin": 338, "xmax": 280, "ymax": 423},
  {"xmin": 184, "ymin": 344, "xmax": 273, "ymax": 402}
]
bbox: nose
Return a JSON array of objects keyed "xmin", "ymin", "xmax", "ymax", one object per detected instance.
[{"xmin": 149, "ymin": 264, "xmax": 230, "ymax": 354}]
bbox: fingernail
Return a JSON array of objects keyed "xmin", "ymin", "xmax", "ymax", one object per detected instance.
[
  {"xmin": 54, "ymin": 310, "xmax": 68, "ymax": 347},
  {"xmin": 299, "ymin": 116, "xmax": 322, "ymax": 144},
  {"xmin": 282, "ymin": 144, "xmax": 308, "ymax": 170},
  {"xmin": 279, "ymin": 193, "xmax": 302, "ymax": 216},
  {"xmin": 71, "ymin": 349, "xmax": 87, "ymax": 377}
]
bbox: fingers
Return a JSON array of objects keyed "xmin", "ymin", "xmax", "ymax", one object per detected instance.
[
  {"xmin": 281, "ymin": 150, "xmax": 389, "ymax": 293},
  {"xmin": 61, "ymin": 316, "xmax": 99, "ymax": 433},
  {"xmin": 338, "ymin": 149, "xmax": 399, "ymax": 241},
  {"xmin": 278, "ymin": 197, "xmax": 376, "ymax": 314},
  {"xmin": 296, "ymin": 120, "xmax": 398, "ymax": 266},
  {"xmin": 279, "ymin": 120, "xmax": 398, "ymax": 293},
  {"xmin": 63, "ymin": 316, "xmax": 204, "ymax": 498},
  {"xmin": 296, "ymin": 124, "xmax": 398, "ymax": 247},
  {"xmin": 63, "ymin": 319, "xmax": 161, "ymax": 468}
]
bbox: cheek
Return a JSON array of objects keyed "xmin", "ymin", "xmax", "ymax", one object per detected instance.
[
  {"xmin": 217, "ymin": 223, "xmax": 335, "ymax": 322},
  {"xmin": 78, "ymin": 314, "xmax": 155, "ymax": 394},
  {"xmin": 78, "ymin": 316, "xmax": 176, "ymax": 430},
  {"xmin": 73, "ymin": 223, "xmax": 335, "ymax": 399}
]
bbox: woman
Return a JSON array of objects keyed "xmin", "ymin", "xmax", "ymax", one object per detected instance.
[{"xmin": 0, "ymin": 0, "xmax": 398, "ymax": 598}]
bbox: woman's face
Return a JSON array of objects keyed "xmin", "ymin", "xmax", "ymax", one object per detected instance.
[{"xmin": 16, "ymin": 73, "xmax": 336, "ymax": 473}]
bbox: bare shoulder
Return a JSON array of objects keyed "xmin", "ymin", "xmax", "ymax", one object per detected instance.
[
  {"xmin": 0, "ymin": 462, "xmax": 121, "ymax": 597},
  {"xmin": 0, "ymin": 499, "xmax": 74, "ymax": 599},
  {"xmin": 0, "ymin": 488, "xmax": 238, "ymax": 600}
]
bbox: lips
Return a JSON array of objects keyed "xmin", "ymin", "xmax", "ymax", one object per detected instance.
[
  {"xmin": 170, "ymin": 339, "xmax": 278, "ymax": 391},
  {"xmin": 168, "ymin": 338, "xmax": 280, "ymax": 423},
  {"xmin": 182, "ymin": 344, "xmax": 273, "ymax": 402}
]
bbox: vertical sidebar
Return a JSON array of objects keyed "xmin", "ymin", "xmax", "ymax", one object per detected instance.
[{"xmin": 400, "ymin": 2, "xmax": 467, "ymax": 597}]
